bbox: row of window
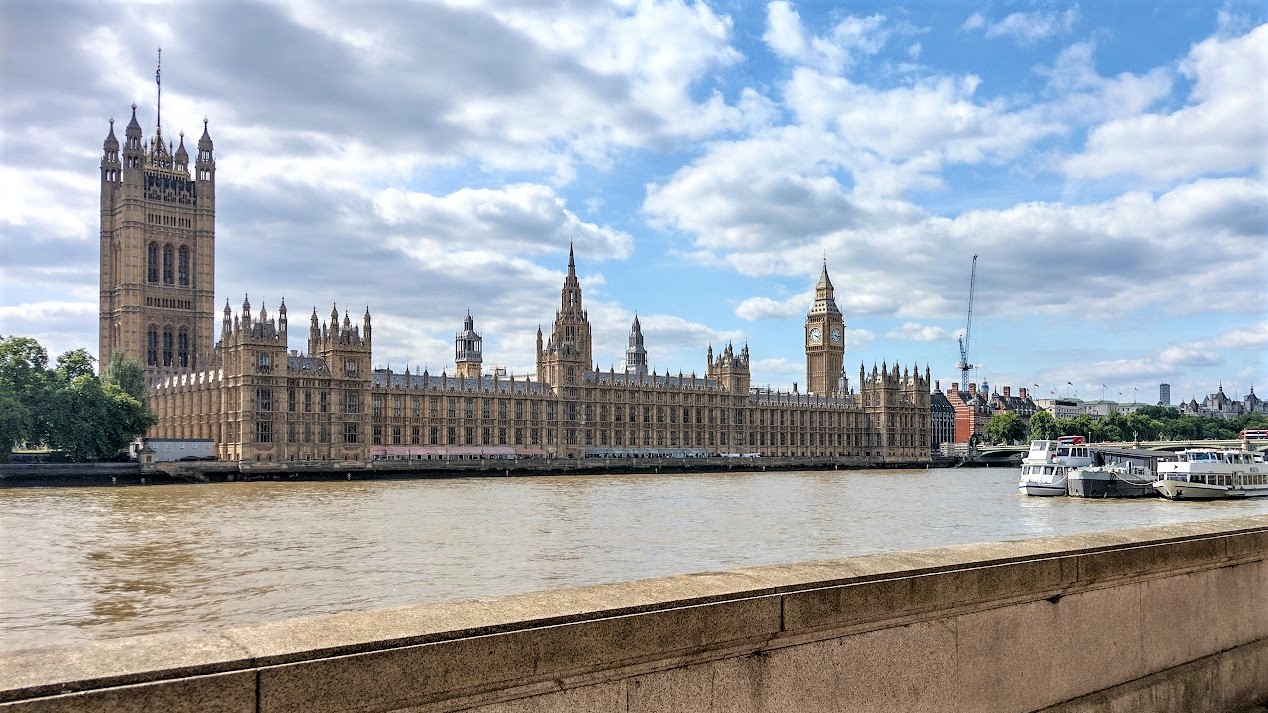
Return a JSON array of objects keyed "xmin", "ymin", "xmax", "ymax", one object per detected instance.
[
  {"xmin": 366, "ymin": 425, "xmax": 873, "ymax": 449},
  {"xmin": 147, "ymin": 242, "xmax": 191, "ymax": 286},
  {"xmin": 255, "ymin": 388, "xmax": 358, "ymax": 414},
  {"xmin": 147, "ymin": 325, "xmax": 190, "ymax": 368},
  {"xmin": 256, "ymin": 421, "xmax": 358, "ymax": 444}
]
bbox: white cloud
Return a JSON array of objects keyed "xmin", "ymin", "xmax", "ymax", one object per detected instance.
[
  {"xmin": 1064, "ymin": 24, "xmax": 1268, "ymax": 182},
  {"xmin": 735, "ymin": 291, "xmax": 812, "ymax": 321},
  {"xmin": 964, "ymin": 7, "xmax": 1079, "ymax": 46},
  {"xmin": 886, "ymin": 322, "xmax": 953, "ymax": 341},
  {"xmin": 764, "ymin": 2, "xmax": 889, "ymax": 74}
]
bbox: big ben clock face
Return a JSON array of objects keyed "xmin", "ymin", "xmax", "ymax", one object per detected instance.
[
  {"xmin": 808, "ymin": 327, "xmax": 822, "ymax": 345},
  {"xmin": 830, "ymin": 328, "xmax": 843, "ymax": 344}
]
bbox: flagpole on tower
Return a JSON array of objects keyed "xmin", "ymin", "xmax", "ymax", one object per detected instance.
[{"xmin": 156, "ymin": 48, "xmax": 162, "ymax": 131}]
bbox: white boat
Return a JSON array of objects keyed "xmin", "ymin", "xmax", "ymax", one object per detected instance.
[
  {"xmin": 1018, "ymin": 439, "xmax": 1094, "ymax": 497},
  {"xmin": 1152, "ymin": 448, "xmax": 1268, "ymax": 500}
]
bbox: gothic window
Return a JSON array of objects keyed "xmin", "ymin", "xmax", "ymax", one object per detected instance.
[
  {"xmin": 147, "ymin": 243, "xmax": 159, "ymax": 283},
  {"xmin": 258, "ymin": 354, "xmax": 271, "ymax": 373},
  {"xmin": 344, "ymin": 359, "xmax": 357, "ymax": 376},
  {"xmin": 146, "ymin": 325, "xmax": 158, "ymax": 366},
  {"xmin": 162, "ymin": 326, "xmax": 174, "ymax": 367},
  {"xmin": 177, "ymin": 327, "xmax": 189, "ymax": 368},
  {"xmin": 344, "ymin": 391, "xmax": 359, "ymax": 414},
  {"xmin": 162, "ymin": 245, "xmax": 174, "ymax": 284},
  {"xmin": 177, "ymin": 246, "xmax": 190, "ymax": 286},
  {"xmin": 256, "ymin": 422, "xmax": 272, "ymax": 443},
  {"xmin": 344, "ymin": 423, "xmax": 358, "ymax": 444},
  {"xmin": 256, "ymin": 388, "xmax": 273, "ymax": 412}
]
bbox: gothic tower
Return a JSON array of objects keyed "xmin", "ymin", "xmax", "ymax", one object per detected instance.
[
  {"xmin": 99, "ymin": 63, "xmax": 216, "ymax": 373},
  {"xmin": 625, "ymin": 315, "xmax": 648, "ymax": 377},
  {"xmin": 707, "ymin": 342, "xmax": 751, "ymax": 394},
  {"xmin": 805, "ymin": 259, "xmax": 845, "ymax": 396},
  {"xmin": 536, "ymin": 243, "xmax": 593, "ymax": 388},
  {"xmin": 455, "ymin": 311, "xmax": 483, "ymax": 379}
]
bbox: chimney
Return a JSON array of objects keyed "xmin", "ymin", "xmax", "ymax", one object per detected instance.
[
  {"xmin": 935, "ymin": 380, "xmax": 941, "ymax": 392},
  {"xmin": 1003, "ymin": 386, "xmax": 1011, "ymax": 398},
  {"xmin": 968, "ymin": 383, "xmax": 977, "ymax": 395},
  {"xmin": 1019, "ymin": 387, "xmax": 1028, "ymax": 399}
]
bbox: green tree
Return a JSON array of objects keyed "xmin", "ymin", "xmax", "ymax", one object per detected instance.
[
  {"xmin": 1028, "ymin": 410, "xmax": 1059, "ymax": 440},
  {"xmin": 54, "ymin": 348, "xmax": 96, "ymax": 381},
  {"xmin": 101, "ymin": 351, "xmax": 148, "ymax": 401},
  {"xmin": 46, "ymin": 375, "xmax": 155, "ymax": 461},
  {"xmin": 0, "ymin": 381, "xmax": 32, "ymax": 462},
  {"xmin": 0, "ymin": 336, "xmax": 51, "ymax": 449},
  {"xmin": 984, "ymin": 411, "xmax": 1027, "ymax": 444},
  {"xmin": 1058, "ymin": 415, "xmax": 1094, "ymax": 440}
]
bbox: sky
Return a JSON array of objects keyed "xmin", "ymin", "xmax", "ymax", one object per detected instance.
[{"xmin": 0, "ymin": 0, "xmax": 1265, "ymax": 407}]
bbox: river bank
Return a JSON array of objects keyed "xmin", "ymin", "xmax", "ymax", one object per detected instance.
[{"xmin": 0, "ymin": 454, "xmax": 952, "ymax": 487}]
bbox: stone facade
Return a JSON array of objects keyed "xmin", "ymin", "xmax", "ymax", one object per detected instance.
[
  {"xmin": 111, "ymin": 103, "xmax": 931, "ymax": 465},
  {"xmin": 98, "ymin": 105, "xmax": 216, "ymax": 374}
]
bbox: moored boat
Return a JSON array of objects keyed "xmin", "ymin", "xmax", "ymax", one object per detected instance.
[
  {"xmin": 1018, "ymin": 437, "xmax": 1093, "ymax": 497},
  {"xmin": 1152, "ymin": 448, "xmax": 1268, "ymax": 500},
  {"xmin": 1067, "ymin": 464, "xmax": 1158, "ymax": 498}
]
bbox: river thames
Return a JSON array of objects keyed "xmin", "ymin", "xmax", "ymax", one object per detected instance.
[{"xmin": 3, "ymin": 467, "xmax": 1267, "ymax": 652}]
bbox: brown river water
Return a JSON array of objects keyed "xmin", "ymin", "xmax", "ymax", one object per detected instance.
[{"xmin": 3, "ymin": 467, "xmax": 1266, "ymax": 652}]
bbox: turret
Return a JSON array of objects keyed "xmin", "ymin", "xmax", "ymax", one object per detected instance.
[
  {"xmin": 362, "ymin": 305, "xmax": 372, "ymax": 346},
  {"xmin": 625, "ymin": 314, "xmax": 648, "ymax": 377},
  {"xmin": 455, "ymin": 311, "xmax": 482, "ymax": 379},
  {"xmin": 278, "ymin": 298, "xmax": 288, "ymax": 345}
]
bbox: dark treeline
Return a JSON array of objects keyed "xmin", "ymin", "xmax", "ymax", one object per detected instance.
[
  {"xmin": 0, "ymin": 336, "xmax": 155, "ymax": 463},
  {"xmin": 985, "ymin": 405, "xmax": 1268, "ymax": 445}
]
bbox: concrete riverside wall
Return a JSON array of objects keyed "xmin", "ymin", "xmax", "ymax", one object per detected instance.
[{"xmin": 3, "ymin": 517, "xmax": 1267, "ymax": 713}]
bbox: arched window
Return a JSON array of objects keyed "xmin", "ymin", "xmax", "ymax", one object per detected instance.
[
  {"xmin": 147, "ymin": 243, "xmax": 159, "ymax": 283},
  {"xmin": 162, "ymin": 326, "xmax": 174, "ymax": 367},
  {"xmin": 162, "ymin": 245, "xmax": 174, "ymax": 284},
  {"xmin": 177, "ymin": 246, "xmax": 190, "ymax": 286},
  {"xmin": 178, "ymin": 327, "xmax": 190, "ymax": 368},
  {"xmin": 146, "ymin": 325, "xmax": 159, "ymax": 366}
]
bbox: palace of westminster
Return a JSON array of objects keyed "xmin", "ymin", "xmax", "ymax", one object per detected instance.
[{"xmin": 98, "ymin": 100, "xmax": 932, "ymax": 464}]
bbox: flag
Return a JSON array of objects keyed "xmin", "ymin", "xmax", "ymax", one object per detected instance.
[{"xmin": 1067, "ymin": 381, "xmax": 1073, "ymax": 385}]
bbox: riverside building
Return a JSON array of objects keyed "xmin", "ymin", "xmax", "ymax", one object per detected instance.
[{"xmin": 104, "ymin": 105, "xmax": 931, "ymax": 464}]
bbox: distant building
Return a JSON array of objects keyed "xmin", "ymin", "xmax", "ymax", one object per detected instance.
[
  {"xmin": 1180, "ymin": 384, "xmax": 1268, "ymax": 419},
  {"xmin": 930, "ymin": 382, "xmax": 956, "ymax": 449},
  {"xmin": 988, "ymin": 386, "xmax": 1038, "ymax": 424},
  {"xmin": 1159, "ymin": 383, "xmax": 1170, "ymax": 406},
  {"xmin": 1034, "ymin": 398, "xmax": 1080, "ymax": 420},
  {"xmin": 947, "ymin": 383, "xmax": 992, "ymax": 444}
]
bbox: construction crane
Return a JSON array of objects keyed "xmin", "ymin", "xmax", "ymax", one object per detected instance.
[{"xmin": 956, "ymin": 254, "xmax": 978, "ymax": 393}]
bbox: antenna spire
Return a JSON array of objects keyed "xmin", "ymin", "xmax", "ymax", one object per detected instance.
[{"xmin": 155, "ymin": 48, "xmax": 162, "ymax": 131}]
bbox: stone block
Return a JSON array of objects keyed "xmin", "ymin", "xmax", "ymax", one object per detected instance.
[
  {"xmin": 0, "ymin": 670, "xmax": 254, "ymax": 713},
  {"xmin": 954, "ymin": 584, "xmax": 1145, "ymax": 712},
  {"xmin": 0, "ymin": 632, "xmax": 250, "ymax": 703},
  {"xmin": 1078, "ymin": 537, "xmax": 1227, "ymax": 584},
  {"xmin": 256, "ymin": 597, "xmax": 780, "ymax": 713},
  {"xmin": 783, "ymin": 556, "xmax": 1072, "ymax": 634},
  {"xmin": 467, "ymin": 681, "xmax": 625, "ymax": 713}
]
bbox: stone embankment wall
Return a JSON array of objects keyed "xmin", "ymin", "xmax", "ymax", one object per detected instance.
[{"xmin": 2, "ymin": 516, "xmax": 1266, "ymax": 713}]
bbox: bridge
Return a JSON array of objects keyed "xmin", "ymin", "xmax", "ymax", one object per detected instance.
[{"xmin": 974, "ymin": 438, "xmax": 1265, "ymax": 463}]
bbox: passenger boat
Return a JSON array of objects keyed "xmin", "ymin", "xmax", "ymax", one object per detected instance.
[
  {"xmin": 1152, "ymin": 449, "xmax": 1268, "ymax": 500},
  {"xmin": 1018, "ymin": 438, "xmax": 1094, "ymax": 497},
  {"xmin": 1067, "ymin": 464, "xmax": 1158, "ymax": 498}
]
